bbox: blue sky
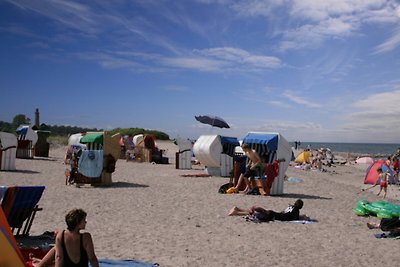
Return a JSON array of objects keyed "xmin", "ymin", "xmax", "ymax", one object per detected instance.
[{"xmin": 1, "ymin": 0, "xmax": 400, "ymax": 143}]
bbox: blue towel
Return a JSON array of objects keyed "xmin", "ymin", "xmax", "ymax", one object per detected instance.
[
  {"xmin": 91, "ymin": 259, "xmax": 158, "ymax": 266},
  {"xmin": 78, "ymin": 150, "xmax": 103, "ymax": 178}
]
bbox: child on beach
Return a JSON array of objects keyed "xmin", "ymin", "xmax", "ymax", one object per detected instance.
[{"xmin": 362, "ymin": 167, "xmax": 389, "ymax": 198}]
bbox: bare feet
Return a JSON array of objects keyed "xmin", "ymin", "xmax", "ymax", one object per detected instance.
[
  {"xmin": 240, "ymin": 186, "xmax": 250, "ymax": 194},
  {"xmin": 228, "ymin": 206, "xmax": 239, "ymax": 216},
  {"xmin": 367, "ymin": 222, "xmax": 379, "ymax": 229}
]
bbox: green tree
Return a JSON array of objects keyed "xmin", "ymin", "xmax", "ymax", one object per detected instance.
[{"xmin": 12, "ymin": 114, "xmax": 30, "ymax": 128}]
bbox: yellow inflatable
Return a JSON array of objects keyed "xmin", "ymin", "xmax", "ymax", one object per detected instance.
[{"xmin": 295, "ymin": 151, "xmax": 311, "ymax": 163}]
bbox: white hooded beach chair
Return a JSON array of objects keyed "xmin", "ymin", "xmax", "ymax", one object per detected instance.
[{"xmin": 0, "ymin": 132, "xmax": 17, "ymax": 171}]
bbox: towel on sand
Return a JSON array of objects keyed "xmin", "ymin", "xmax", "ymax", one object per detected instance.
[
  {"xmin": 91, "ymin": 259, "xmax": 158, "ymax": 266},
  {"xmin": 281, "ymin": 219, "xmax": 318, "ymax": 224},
  {"xmin": 374, "ymin": 233, "xmax": 400, "ymax": 239}
]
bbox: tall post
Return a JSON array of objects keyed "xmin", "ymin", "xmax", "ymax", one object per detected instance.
[{"xmin": 35, "ymin": 108, "xmax": 40, "ymax": 127}]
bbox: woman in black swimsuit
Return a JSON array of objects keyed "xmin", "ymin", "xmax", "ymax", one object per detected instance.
[
  {"xmin": 31, "ymin": 209, "xmax": 99, "ymax": 267},
  {"xmin": 55, "ymin": 208, "xmax": 99, "ymax": 267}
]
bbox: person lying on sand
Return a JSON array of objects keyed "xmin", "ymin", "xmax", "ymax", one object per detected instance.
[
  {"xmin": 228, "ymin": 199, "xmax": 309, "ymax": 222},
  {"xmin": 367, "ymin": 217, "xmax": 400, "ymax": 236}
]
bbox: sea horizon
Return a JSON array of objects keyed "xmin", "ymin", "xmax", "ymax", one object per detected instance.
[{"xmin": 291, "ymin": 142, "xmax": 399, "ymax": 157}]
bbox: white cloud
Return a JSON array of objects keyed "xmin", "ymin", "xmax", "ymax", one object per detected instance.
[
  {"xmin": 290, "ymin": 0, "xmax": 386, "ymax": 21},
  {"xmin": 283, "ymin": 91, "xmax": 322, "ymax": 108},
  {"xmin": 6, "ymin": 0, "xmax": 99, "ymax": 34},
  {"xmin": 374, "ymin": 26, "xmax": 400, "ymax": 54},
  {"xmin": 161, "ymin": 56, "xmax": 225, "ymax": 72},
  {"xmin": 74, "ymin": 47, "xmax": 282, "ymax": 73},
  {"xmin": 338, "ymin": 90, "xmax": 400, "ymax": 141},
  {"xmin": 269, "ymin": 100, "xmax": 292, "ymax": 108},
  {"xmin": 230, "ymin": 0, "xmax": 286, "ymax": 17},
  {"xmin": 279, "ymin": 0, "xmax": 400, "ymax": 51},
  {"xmin": 194, "ymin": 47, "xmax": 282, "ymax": 69}
]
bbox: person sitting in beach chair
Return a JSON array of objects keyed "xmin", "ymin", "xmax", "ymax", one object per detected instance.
[
  {"xmin": 232, "ymin": 144, "xmax": 263, "ymax": 194},
  {"xmin": 228, "ymin": 199, "xmax": 309, "ymax": 222}
]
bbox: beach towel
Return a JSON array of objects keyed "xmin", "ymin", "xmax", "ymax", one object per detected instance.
[
  {"xmin": 93, "ymin": 259, "xmax": 159, "ymax": 266},
  {"xmin": 280, "ymin": 219, "xmax": 318, "ymax": 224},
  {"xmin": 244, "ymin": 214, "xmax": 317, "ymax": 224},
  {"xmin": 374, "ymin": 233, "xmax": 400, "ymax": 239},
  {"xmin": 78, "ymin": 150, "xmax": 103, "ymax": 177}
]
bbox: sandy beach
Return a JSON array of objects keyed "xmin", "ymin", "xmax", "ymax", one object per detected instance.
[{"xmin": 1, "ymin": 140, "xmax": 400, "ymax": 267}]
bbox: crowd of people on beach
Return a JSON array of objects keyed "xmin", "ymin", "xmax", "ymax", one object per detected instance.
[
  {"xmin": 222, "ymin": 144, "xmax": 400, "ymax": 237},
  {"xmin": 5, "ymin": 140, "xmax": 400, "ymax": 266}
]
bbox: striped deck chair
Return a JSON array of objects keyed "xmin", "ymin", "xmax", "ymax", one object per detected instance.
[{"xmin": 1, "ymin": 186, "xmax": 45, "ymax": 236}]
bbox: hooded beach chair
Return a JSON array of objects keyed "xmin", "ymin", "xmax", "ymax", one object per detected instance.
[{"xmin": 1, "ymin": 185, "xmax": 45, "ymax": 236}]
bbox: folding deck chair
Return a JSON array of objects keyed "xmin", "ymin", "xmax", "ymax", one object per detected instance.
[{"xmin": 1, "ymin": 186, "xmax": 45, "ymax": 236}]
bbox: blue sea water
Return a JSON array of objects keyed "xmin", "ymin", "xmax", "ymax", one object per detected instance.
[{"xmin": 290, "ymin": 142, "xmax": 399, "ymax": 156}]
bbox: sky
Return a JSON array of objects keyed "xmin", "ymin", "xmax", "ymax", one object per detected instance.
[{"xmin": 1, "ymin": 0, "xmax": 400, "ymax": 143}]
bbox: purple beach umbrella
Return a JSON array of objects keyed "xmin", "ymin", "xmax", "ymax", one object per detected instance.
[{"xmin": 195, "ymin": 115, "xmax": 230, "ymax": 128}]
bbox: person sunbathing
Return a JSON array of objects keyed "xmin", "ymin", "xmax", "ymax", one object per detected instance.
[
  {"xmin": 228, "ymin": 199, "xmax": 309, "ymax": 222},
  {"xmin": 367, "ymin": 217, "xmax": 400, "ymax": 236},
  {"xmin": 31, "ymin": 208, "xmax": 99, "ymax": 267}
]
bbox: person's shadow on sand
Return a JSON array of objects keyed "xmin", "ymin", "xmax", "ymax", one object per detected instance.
[
  {"xmin": 1, "ymin": 169, "xmax": 40, "ymax": 174},
  {"xmin": 95, "ymin": 181, "xmax": 150, "ymax": 189},
  {"xmin": 281, "ymin": 193, "xmax": 332, "ymax": 200}
]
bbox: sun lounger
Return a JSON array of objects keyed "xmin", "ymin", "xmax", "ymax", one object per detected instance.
[{"xmin": 1, "ymin": 186, "xmax": 45, "ymax": 236}]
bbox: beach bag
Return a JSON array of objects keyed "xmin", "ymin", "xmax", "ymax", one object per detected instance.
[{"xmin": 218, "ymin": 182, "xmax": 232, "ymax": 194}]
